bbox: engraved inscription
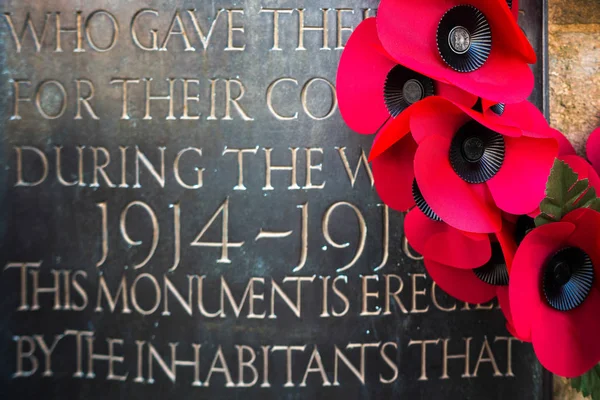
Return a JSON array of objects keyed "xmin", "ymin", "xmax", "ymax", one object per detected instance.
[{"xmin": 0, "ymin": 1, "xmax": 545, "ymax": 398}]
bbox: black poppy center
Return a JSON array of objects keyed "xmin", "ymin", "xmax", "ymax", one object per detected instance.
[
  {"xmin": 448, "ymin": 26, "xmax": 471, "ymax": 54},
  {"xmin": 490, "ymin": 103, "xmax": 506, "ymax": 116},
  {"xmin": 384, "ymin": 65, "xmax": 435, "ymax": 118},
  {"xmin": 552, "ymin": 261, "xmax": 572, "ymax": 287},
  {"xmin": 449, "ymin": 121, "xmax": 505, "ymax": 184},
  {"xmin": 412, "ymin": 179, "xmax": 441, "ymax": 222},
  {"xmin": 437, "ymin": 5, "xmax": 492, "ymax": 72},
  {"xmin": 402, "ymin": 79, "xmax": 425, "ymax": 104},
  {"xmin": 474, "ymin": 242, "xmax": 508, "ymax": 286},
  {"xmin": 543, "ymin": 247, "xmax": 594, "ymax": 312},
  {"xmin": 462, "ymin": 136, "xmax": 485, "ymax": 162}
]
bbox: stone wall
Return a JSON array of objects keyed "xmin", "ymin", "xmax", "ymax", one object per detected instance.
[
  {"xmin": 549, "ymin": 0, "xmax": 600, "ymax": 152},
  {"xmin": 549, "ymin": 0, "xmax": 599, "ymax": 398}
]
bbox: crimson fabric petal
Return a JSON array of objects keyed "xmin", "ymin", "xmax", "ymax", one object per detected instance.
[
  {"xmin": 509, "ymin": 0, "xmax": 520, "ymax": 21},
  {"xmin": 436, "ymin": 81, "xmax": 478, "ymax": 109},
  {"xmin": 369, "ymin": 108, "xmax": 412, "ymax": 161},
  {"xmin": 586, "ymin": 128, "xmax": 600, "ymax": 174},
  {"xmin": 372, "ymin": 96, "xmax": 526, "ymax": 162},
  {"xmin": 487, "ymin": 136, "xmax": 558, "ymax": 215},
  {"xmin": 533, "ymin": 288, "xmax": 600, "ymax": 377},
  {"xmin": 496, "ymin": 287, "xmax": 521, "ymax": 339},
  {"xmin": 409, "ymin": 97, "xmax": 471, "ymax": 144},
  {"xmin": 482, "ymin": 100, "xmax": 549, "ymax": 137},
  {"xmin": 413, "ymin": 97, "xmax": 522, "ymax": 143},
  {"xmin": 405, "ymin": 207, "xmax": 491, "ymax": 269},
  {"xmin": 337, "ymin": 18, "xmax": 396, "ymax": 134},
  {"xmin": 458, "ymin": 106, "xmax": 523, "ymax": 138},
  {"xmin": 425, "ymin": 258, "xmax": 496, "ymax": 303},
  {"xmin": 501, "ymin": 212, "xmax": 519, "ymax": 225},
  {"xmin": 549, "ymin": 128, "xmax": 576, "ymax": 156},
  {"xmin": 560, "ymin": 155, "xmax": 600, "ymax": 191},
  {"xmin": 377, "ymin": 0, "xmax": 535, "ymax": 103},
  {"xmin": 414, "ymin": 134, "xmax": 502, "ymax": 233},
  {"xmin": 495, "ymin": 221, "xmax": 518, "ymax": 272},
  {"xmin": 509, "ymin": 221, "xmax": 576, "ymax": 341},
  {"xmin": 497, "ymin": 287, "xmax": 510, "ymax": 320},
  {"xmin": 372, "ymin": 135, "xmax": 418, "ymax": 212},
  {"xmin": 562, "ymin": 208, "xmax": 600, "ymax": 291}
]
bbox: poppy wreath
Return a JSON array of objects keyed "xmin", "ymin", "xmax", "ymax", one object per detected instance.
[{"xmin": 336, "ymin": 0, "xmax": 600, "ymax": 396}]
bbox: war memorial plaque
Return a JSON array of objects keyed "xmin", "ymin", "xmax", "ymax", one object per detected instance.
[{"xmin": 0, "ymin": 0, "xmax": 551, "ymax": 399}]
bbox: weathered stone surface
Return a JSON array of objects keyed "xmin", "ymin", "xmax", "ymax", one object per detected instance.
[
  {"xmin": 554, "ymin": 376, "xmax": 586, "ymax": 400},
  {"xmin": 549, "ymin": 25, "xmax": 600, "ymax": 153},
  {"xmin": 549, "ymin": 0, "xmax": 600, "ymax": 397},
  {"xmin": 549, "ymin": 0, "xmax": 600, "ymax": 25},
  {"xmin": 0, "ymin": 0, "xmax": 552, "ymax": 399}
]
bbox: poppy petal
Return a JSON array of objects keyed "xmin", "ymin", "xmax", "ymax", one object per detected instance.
[
  {"xmin": 482, "ymin": 100, "xmax": 549, "ymax": 136},
  {"xmin": 412, "ymin": 97, "xmax": 522, "ymax": 144},
  {"xmin": 461, "ymin": 105, "xmax": 523, "ymax": 138},
  {"xmin": 586, "ymin": 128, "xmax": 600, "ymax": 175},
  {"xmin": 532, "ymin": 288, "xmax": 600, "ymax": 377},
  {"xmin": 487, "ymin": 136, "xmax": 558, "ymax": 215},
  {"xmin": 436, "ymin": 81, "xmax": 478, "ymax": 109},
  {"xmin": 495, "ymin": 221, "xmax": 518, "ymax": 272},
  {"xmin": 425, "ymin": 258, "xmax": 497, "ymax": 304},
  {"xmin": 501, "ymin": 212, "xmax": 519, "ymax": 224},
  {"xmin": 562, "ymin": 208, "xmax": 600, "ymax": 292},
  {"xmin": 509, "ymin": 221, "xmax": 576, "ymax": 341},
  {"xmin": 509, "ymin": 0, "xmax": 520, "ymax": 21},
  {"xmin": 548, "ymin": 128, "xmax": 576, "ymax": 156},
  {"xmin": 368, "ymin": 78, "xmax": 479, "ymax": 160},
  {"xmin": 372, "ymin": 135, "xmax": 418, "ymax": 212},
  {"xmin": 369, "ymin": 107, "xmax": 412, "ymax": 161},
  {"xmin": 496, "ymin": 287, "xmax": 522, "ymax": 339},
  {"xmin": 364, "ymin": 85, "xmax": 479, "ymax": 161},
  {"xmin": 376, "ymin": 0, "xmax": 535, "ymax": 103},
  {"xmin": 414, "ymin": 134, "xmax": 502, "ymax": 233},
  {"xmin": 405, "ymin": 207, "xmax": 491, "ymax": 269},
  {"xmin": 409, "ymin": 97, "xmax": 471, "ymax": 144},
  {"xmin": 337, "ymin": 18, "xmax": 395, "ymax": 134}
]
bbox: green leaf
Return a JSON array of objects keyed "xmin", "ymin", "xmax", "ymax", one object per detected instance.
[
  {"xmin": 584, "ymin": 194, "xmax": 600, "ymax": 212},
  {"xmin": 571, "ymin": 364, "xmax": 600, "ymax": 399},
  {"xmin": 577, "ymin": 186, "xmax": 599, "ymax": 209},
  {"xmin": 535, "ymin": 159, "xmax": 600, "ymax": 227}
]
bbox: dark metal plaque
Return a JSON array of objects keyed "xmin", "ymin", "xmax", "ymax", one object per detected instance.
[{"xmin": 0, "ymin": 0, "xmax": 550, "ymax": 399}]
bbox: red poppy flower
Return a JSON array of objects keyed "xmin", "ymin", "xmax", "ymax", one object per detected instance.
[
  {"xmin": 371, "ymin": 95, "xmax": 567, "ymax": 159},
  {"xmin": 376, "ymin": 0, "xmax": 536, "ymax": 104},
  {"xmin": 405, "ymin": 204, "xmax": 492, "ymax": 269},
  {"xmin": 337, "ymin": 18, "xmax": 477, "ymax": 135},
  {"xmin": 372, "ymin": 131, "xmax": 418, "ymax": 212},
  {"xmin": 371, "ymin": 97, "xmax": 561, "ymax": 216},
  {"xmin": 587, "ymin": 128, "xmax": 600, "ymax": 175},
  {"xmin": 508, "ymin": 0, "xmax": 520, "ymax": 21},
  {"xmin": 549, "ymin": 128, "xmax": 576, "ymax": 157},
  {"xmin": 509, "ymin": 208, "xmax": 600, "ymax": 377},
  {"xmin": 372, "ymin": 97, "xmax": 558, "ymax": 233},
  {"xmin": 421, "ymin": 219, "xmax": 518, "ymax": 334},
  {"xmin": 480, "ymin": 99, "xmax": 576, "ymax": 158}
]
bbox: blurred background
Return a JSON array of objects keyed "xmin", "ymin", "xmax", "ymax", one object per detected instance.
[{"xmin": 549, "ymin": 0, "xmax": 599, "ymax": 397}]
